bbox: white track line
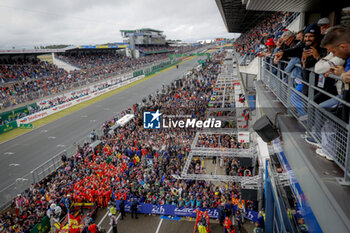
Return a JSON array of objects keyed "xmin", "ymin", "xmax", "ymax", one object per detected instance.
[
  {"xmin": 97, "ymin": 210, "xmax": 109, "ymax": 227},
  {"xmin": 107, "ymin": 213, "xmax": 121, "ymax": 233},
  {"xmin": 155, "ymin": 218, "xmax": 164, "ymax": 233}
]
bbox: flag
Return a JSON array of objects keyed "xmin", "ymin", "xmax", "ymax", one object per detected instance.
[{"xmin": 60, "ymin": 213, "xmax": 82, "ymax": 233}]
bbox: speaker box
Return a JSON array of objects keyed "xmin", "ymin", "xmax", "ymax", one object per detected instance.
[
  {"xmin": 253, "ymin": 115, "xmax": 280, "ymax": 143},
  {"xmin": 239, "ymin": 157, "xmax": 253, "ymax": 167},
  {"xmin": 241, "ymin": 188, "xmax": 258, "ymax": 201}
]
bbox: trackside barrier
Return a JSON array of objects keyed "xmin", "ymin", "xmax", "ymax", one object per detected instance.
[
  {"xmin": 30, "ymin": 216, "xmax": 50, "ymax": 233},
  {"xmin": 0, "ymin": 120, "xmax": 18, "ymax": 134},
  {"xmin": 114, "ymin": 200, "xmax": 259, "ymax": 222},
  {"xmin": 145, "ymin": 60, "xmax": 182, "ymax": 77},
  {"xmin": 15, "ymin": 75, "xmax": 145, "ymax": 125}
]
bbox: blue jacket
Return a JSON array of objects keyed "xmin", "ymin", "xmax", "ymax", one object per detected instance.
[{"xmin": 285, "ymin": 57, "xmax": 302, "ymax": 80}]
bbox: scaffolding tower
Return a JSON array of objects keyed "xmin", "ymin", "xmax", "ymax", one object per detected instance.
[{"xmin": 177, "ymin": 52, "xmax": 260, "ymax": 183}]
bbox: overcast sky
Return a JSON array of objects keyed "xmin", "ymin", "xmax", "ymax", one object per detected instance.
[{"xmin": 0, "ymin": 0, "xmax": 238, "ymax": 49}]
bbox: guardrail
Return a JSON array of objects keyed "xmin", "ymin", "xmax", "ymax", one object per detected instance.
[
  {"xmin": 274, "ymin": 12, "xmax": 300, "ymax": 33},
  {"xmin": 232, "ymin": 50, "xmax": 256, "ymax": 66},
  {"xmin": 260, "ymin": 57, "xmax": 350, "ymax": 184}
]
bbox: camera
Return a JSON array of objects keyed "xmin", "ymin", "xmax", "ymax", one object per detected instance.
[{"xmin": 304, "ymin": 45, "xmax": 311, "ymax": 50}]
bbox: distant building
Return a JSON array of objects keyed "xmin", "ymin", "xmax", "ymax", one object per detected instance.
[{"xmin": 120, "ymin": 28, "xmax": 166, "ymax": 49}]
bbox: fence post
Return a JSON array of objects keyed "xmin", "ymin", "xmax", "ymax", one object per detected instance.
[
  {"xmin": 287, "ymin": 73, "xmax": 293, "ymax": 116},
  {"xmin": 306, "ymin": 72, "xmax": 315, "ymax": 134},
  {"xmin": 52, "ymin": 158, "xmax": 56, "ymax": 172},
  {"xmin": 31, "ymin": 171, "xmax": 35, "ymax": 184},
  {"xmin": 343, "ymin": 117, "xmax": 350, "ymax": 183}
]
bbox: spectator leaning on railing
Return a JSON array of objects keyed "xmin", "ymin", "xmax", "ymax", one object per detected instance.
[
  {"xmin": 275, "ymin": 24, "xmax": 328, "ymax": 97},
  {"xmin": 273, "ymin": 30, "xmax": 299, "ymax": 81},
  {"xmin": 302, "ymin": 25, "xmax": 349, "ymax": 160},
  {"xmin": 320, "ymin": 26, "xmax": 350, "ymax": 122}
]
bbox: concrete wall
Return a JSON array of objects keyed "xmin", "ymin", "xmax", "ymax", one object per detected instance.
[
  {"xmin": 287, "ymin": 14, "xmax": 301, "ymax": 32},
  {"xmin": 238, "ymin": 57, "xmax": 259, "ymax": 75},
  {"xmin": 52, "ymin": 53, "xmax": 80, "ymax": 72}
]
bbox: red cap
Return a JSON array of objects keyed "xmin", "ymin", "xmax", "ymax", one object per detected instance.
[{"xmin": 265, "ymin": 38, "xmax": 275, "ymax": 46}]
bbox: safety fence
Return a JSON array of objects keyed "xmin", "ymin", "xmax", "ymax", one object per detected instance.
[
  {"xmin": 260, "ymin": 57, "xmax": 350, "ymax": 183},
  {"xmin": 114, "ymin": 200, "xmax": 259, "ymax": 221}
]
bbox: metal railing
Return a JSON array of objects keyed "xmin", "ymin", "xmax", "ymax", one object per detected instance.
[
  {"xmin": 232, "ymin": 50, "xmax": 257, "ymax": 66},
  {"xmin": 260, "ymin": 57, "xmax": 350, "ymax": 183},
  {"xmin": 274, "ymin": 12, "xmax": 300, "ymax": 33}
]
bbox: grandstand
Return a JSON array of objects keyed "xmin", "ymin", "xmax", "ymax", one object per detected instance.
[
  {"xmin": 2, "ymin": 1, "xmax": 350, "ymax": 233},
  {"xmin": 0, "ymin": 44, "xmax": 196, "ymax": 127}
]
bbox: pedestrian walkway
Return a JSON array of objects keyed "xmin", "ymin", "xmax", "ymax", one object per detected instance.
[{"xmin": 203, "ymin": 158, "xmax": 227, "ymax": 187}]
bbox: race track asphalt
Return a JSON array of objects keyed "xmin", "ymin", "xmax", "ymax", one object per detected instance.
[{"xmin": 0, "ymin": 57, "xmax": 199, "ymax": 193}]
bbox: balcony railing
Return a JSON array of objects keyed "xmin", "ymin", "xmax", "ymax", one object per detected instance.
[{"xmin": 260, "ymin": 57, "xmax": 350, "ymax": 184}]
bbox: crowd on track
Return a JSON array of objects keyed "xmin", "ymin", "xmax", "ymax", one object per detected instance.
[
  {"xmin": 0, "ymin": 45, "xmax": 201, "ymax": 110},
  {"xmin": 0, "ymin": 52, "xmax": 259, "ymax": 233}
]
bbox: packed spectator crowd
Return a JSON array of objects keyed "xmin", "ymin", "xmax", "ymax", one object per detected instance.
[
  {"xmin": 0, "ymin": 58, "xmax": 64, "ymax": 84},
  {"xmin": 235, "ymin": 14, "xmax": 350, "ymax": 232},
  {"xmin": 0, "ymin": 52, "xmax": 258, "ymax": 233},
  {"xmin": 136, "ymin": 46, "xmax": 175, "ymax": 53},
  {"xmin": 0, "ymin": 45, "xmax": 202, "ymax": 110},
  {"xmin": 234, "ymin": 12, "xmax": 295, "ymax": 57},
  {"xmin": 56, "ymin": 51, "xmax": 167, "ymax": 70},
  {"xmin": 136, "ymin": 45, "xmax": 205, "ymax": 55}
]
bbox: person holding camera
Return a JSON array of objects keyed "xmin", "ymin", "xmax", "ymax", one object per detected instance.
[{"xmin": 275, "ymin": 24, "xmax": 328, "ymax": 97}]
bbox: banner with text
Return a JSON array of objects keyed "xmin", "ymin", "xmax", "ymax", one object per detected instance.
[{"xmin": 115, "ymin": 200, "xmax": 258, "ymax": 222}]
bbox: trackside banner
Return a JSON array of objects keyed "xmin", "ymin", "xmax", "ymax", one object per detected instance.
[
  {"xmin": 16, "ymin": 75, "xmax": 145, "ymax": 126},
  {"xmin": 115, "ymin": 200, "xmax": 258, "ymax": 222}
]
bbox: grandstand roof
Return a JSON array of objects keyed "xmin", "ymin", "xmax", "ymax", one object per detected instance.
[
  {"xmin": 245, "ymin": 0, "xmax": 348, "ymax": 12},
  {"xmin": 76, "ymin": 44, "xmax": 128, "ymax": 50},
  {"xmin": 120, "ymin": 28, "xmax": 163, "ymax": 33},
  {"xmin": 0, "ymin": 43, "xmax": 130, "ymax": 55},
  {"xmin": 215, "ymin": 0, "xmax": 274, "ymax": 33},
  {"xmin": 0, "ymin": 47, "xmax": 77, "ymax": 55}
]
